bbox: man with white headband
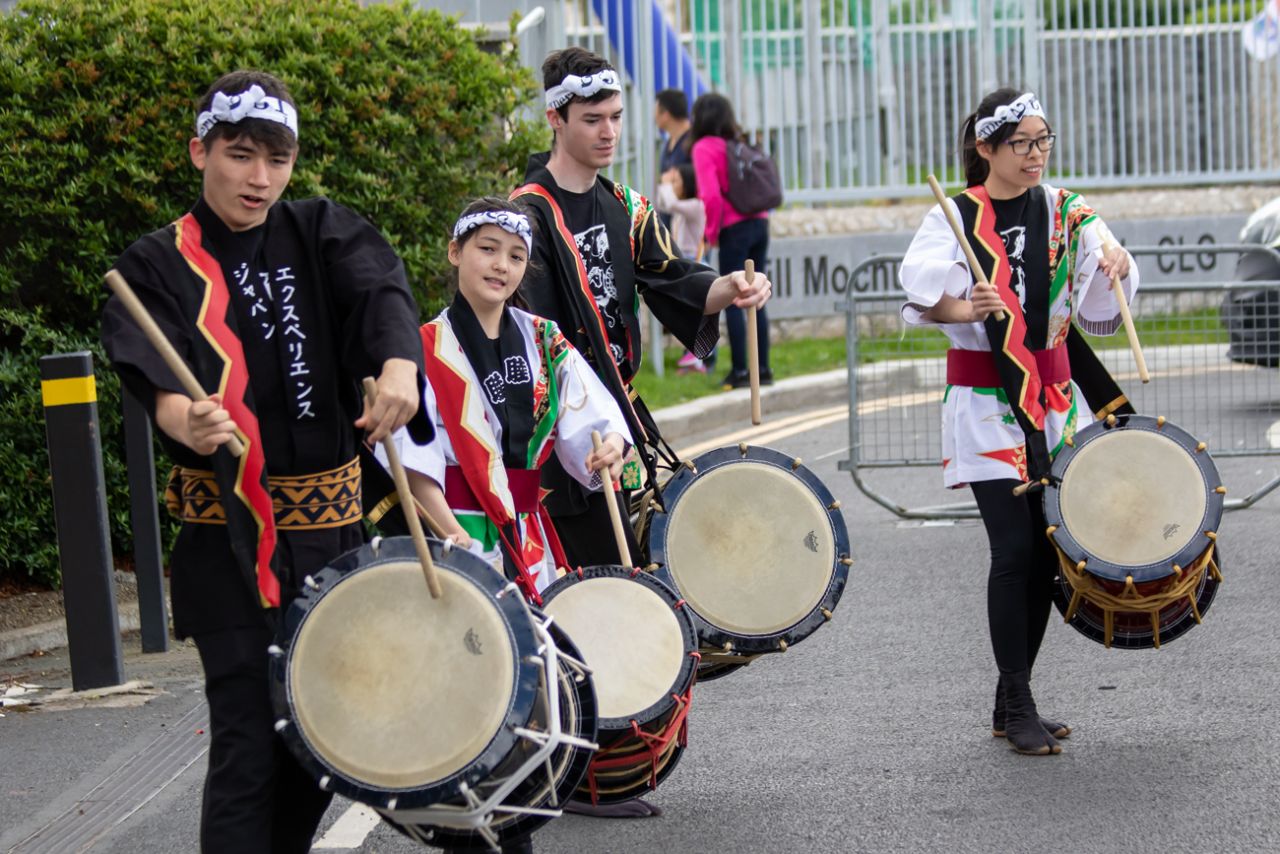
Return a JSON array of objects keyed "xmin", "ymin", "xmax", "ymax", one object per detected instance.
[
  {"xmin": 512, "ymin": 57, "xmax": 772, "ymax": 781},
  {"xmin": 101, "ymin": 69, "xmax": 432, "ymax": 851}
]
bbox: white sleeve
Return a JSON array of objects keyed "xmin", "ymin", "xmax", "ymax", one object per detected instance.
[
  {"xmin": 552, "ymin": 348, "xmax": 634, "ymax": 492},
  {"xmin": 899, "ymin": 202, "xmax": 975, "ymax": 326},
  {"xmin": 372, "ymin": 380, "xmax": 446, "ymax": 490},
  {"xmin": 1073, "ymin": 214, "xmax": 1140, "ymax": 336},
  {"xmin": 654, "ymin": 182, "xmax": 678, "ymax": 214}
]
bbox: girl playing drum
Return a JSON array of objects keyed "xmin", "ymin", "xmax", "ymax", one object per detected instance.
[
  {"xmin": 380, "ymin": 197, "xmax": 631, "ymax": 605},
  {"xmin": 899, "ymin": 89, "xmax": 1139, "ymax": 755}
]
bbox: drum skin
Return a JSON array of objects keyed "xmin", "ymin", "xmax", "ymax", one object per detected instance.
[
  {"xmin": 388, "ymin": 620, "xmax": 599, "ymax": 849},
  {"xmin": 1044, "ymin": 414, "xmax": 1224, "ymax": 649},
  {"xmin": 644, "ymin": 445, "xmax": 851, "ymax": 673},
  {"xmin": 541, "ymin": 566, "xmax": 699, "ymax": 803},
  {"xmin": 270, "ymin": 536, "xmax": 541, "ymax": 810}
]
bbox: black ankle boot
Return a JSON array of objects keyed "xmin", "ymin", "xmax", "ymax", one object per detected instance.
[
  {"xmin": 998, "ymin": 671, "xmax": 1062, "ymax": 756},
  {"xmin": 992, "ymin": 680, "xmax": 1072, "ymax": 740}
]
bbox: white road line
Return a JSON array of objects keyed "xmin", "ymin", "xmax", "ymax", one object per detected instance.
[{"xmin": 314, "ymin": 802, "xmax": 382, "ymax": 850}]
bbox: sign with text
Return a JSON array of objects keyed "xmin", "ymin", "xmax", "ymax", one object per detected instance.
[{"xmin": 763, "ymin": 213, "xmax": 1249, "ymax": 319}]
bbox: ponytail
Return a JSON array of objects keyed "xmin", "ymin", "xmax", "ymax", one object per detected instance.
[{"xmin": 959, "ymin": 112, "xmax": 987, "ymax": 186}]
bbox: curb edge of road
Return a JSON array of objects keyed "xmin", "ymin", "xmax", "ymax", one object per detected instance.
[
  {"xmin": 1, "ymin": 370, "xmax": 855, "ymax": 663},
  {"xmin": 1, "ymin": 603, "xmax": 141, "ymax": 663}
]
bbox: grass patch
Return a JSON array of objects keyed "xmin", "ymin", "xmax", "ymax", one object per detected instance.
[
  {"xmin": 630, "ymin": 307, "xmax": 1226, "ymax": 410},
  {"xmin": 631, "ymin": 336, "xmax": 846, "ymax": 410}
]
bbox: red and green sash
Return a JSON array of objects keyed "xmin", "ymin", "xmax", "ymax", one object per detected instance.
[
  {"xmin": 953, "ymin": 186, "xmax": 1047, "ymax": 434},
  {"xmin": 422, "ymin": 318, "xmax": 568, "ymax": 604},
  {"xmin": 173, "ymin": 213, "xmax": 280, "ymax": 608}
]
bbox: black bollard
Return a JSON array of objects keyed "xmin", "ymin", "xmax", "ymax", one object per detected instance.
[
  {"xmin": 39, "ymin": 352, "xmax": 124, "ymax": 690},
  {"xmin": 122, "ymin": 388, "xmax": 170, "ymax": 653}
]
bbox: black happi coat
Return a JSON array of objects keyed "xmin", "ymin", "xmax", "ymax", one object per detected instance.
[
  {"xmin": 513, "ymin": 152, "xmax": 719, "ymax": 515},
  {"xmin": 102, "ymin": 197, "xmax": 430, "ymax": 637}
]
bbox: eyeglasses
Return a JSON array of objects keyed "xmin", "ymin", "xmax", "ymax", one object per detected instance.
[{"xmin": 1003, "ymin": 134, "xmax": 1056, "ymax": 156}]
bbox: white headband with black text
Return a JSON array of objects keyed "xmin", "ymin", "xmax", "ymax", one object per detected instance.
[
  {"xmin": 454, "ymin": 210, "xmax": 533, "ymax": 254},
  {"xmin": 545, "ymin": 69, "xmax": 622, "ymax": 109},
  {"xmin": 974, "ymin": 93, "xmax": 1045, "ymax": 140},
  {"xmin": 196, "ymin": 84, "xmax": 299, "ymax": 141}
]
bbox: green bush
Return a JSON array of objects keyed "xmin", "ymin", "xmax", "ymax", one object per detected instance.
[
  {"xmin": 0, "ymin": 0, "xmax": 547, "ymax": 587},
  {"xmin": 0, "ymin": 308, "xmax": 136, "ymax": 587}
]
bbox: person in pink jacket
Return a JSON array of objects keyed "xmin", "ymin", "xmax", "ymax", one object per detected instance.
[{"xmin": 690, "ymin": 92, "xmax": 772, "ymax": 389}]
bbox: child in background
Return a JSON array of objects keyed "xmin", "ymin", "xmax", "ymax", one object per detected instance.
[{"xmin": 656, "ymin": 164, "xmax": 709, "ymax": 374}]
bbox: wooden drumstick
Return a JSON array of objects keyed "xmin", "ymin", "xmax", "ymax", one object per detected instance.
[
  {"xmin": 1012, "ymin": 478, "xmax": 1047, "ymax": 498},
  {"xmin": 744, "ymin": 259, "xmax": 762, "ymax": 426},
  {"xmin": 592, "ymin": 430, "xmax": 633, "ymax": 567},
  {"xmin": 362, "ymin": 377, "xmax": 441, "ymax": 599},
  {"xmin": 925, "ymin": 175, "xmax": 1006, "ymax": 323},
  {"xmin": 104, "ymin": 268, "xmax": 246, "ymax": 457},
  {"xmin": 1101, "ymin": 238, "xmax": 1150, "ymax": 384}
]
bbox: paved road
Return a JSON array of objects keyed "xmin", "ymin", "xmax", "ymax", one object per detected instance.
[{"xmin": 3, "ymin": 376, "xmax": 1280, "ymax": 853}]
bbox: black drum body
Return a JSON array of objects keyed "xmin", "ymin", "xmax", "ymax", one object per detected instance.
[
  {"xmin": 270, "ymin": 536, "xmax": 597, "ymax": 849},
  {"xmin": 541, "ymin": 565, "xmax": 699, "ymax": 804},
  {"xmin": 642, "ymin": 444, "xmax": 851, "ymax": 678},
  {"xmin": 1044, "ymin": 415, "xmax": 1224, "ymax": 649}
]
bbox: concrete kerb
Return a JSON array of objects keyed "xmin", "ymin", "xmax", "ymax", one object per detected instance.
[{"xmin": 1, "ymin": 603, "xmax": 141, "ymax": 663}]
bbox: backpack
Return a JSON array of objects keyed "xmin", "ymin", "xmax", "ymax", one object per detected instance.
[{"xmin": 723, "ymin": 138, "xmax": 783, "ymax": 215}]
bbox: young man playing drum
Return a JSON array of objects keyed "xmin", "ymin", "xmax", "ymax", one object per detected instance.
[
  {"xmin": 512, "ymin": 44, "xmax": 773, "ymax": 821},
  {"xmin": 101, "ymin": 70, "xmax": 431, "ymax": 852},
  {"xmin": 512, "ymin": 47, "xmax": 772, "ymax": 573}
]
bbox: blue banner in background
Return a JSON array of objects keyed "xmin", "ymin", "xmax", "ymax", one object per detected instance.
[{"xmin": 590, "ymin": 0, "xmax": 708, "ymax": 104}]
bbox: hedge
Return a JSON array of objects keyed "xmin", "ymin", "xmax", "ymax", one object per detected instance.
[{"xmin": 0, "ymin": 0, "xmax": 547, "ymax": 586}]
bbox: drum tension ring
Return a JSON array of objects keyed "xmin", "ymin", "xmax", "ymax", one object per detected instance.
[
  {"xmin": 303, "ymin": 575, "xmax": 320, "ymax": 591},
  {"xmin": 791, "ymin": 458, "xmax": 803, "ymax": 470},
  {"xmin": 821, "ymin": 608, "xmax": 833, "ymax": 621},
  {"xmin": 828, "ymin": 500, "xmax": 842, "ymax": 511},
  {"xmin": 840, "ymin": 557, "xmax": 853, "ymax": 566},
  {"xmin": 738, "ymin": 442, "xmax": 749, "ymax": 456},
  {"xmin": 777, "ymin": 639, "xmax": 788, "ymax": 652},
  {"xmin": 1156, "ymin": 416, "xmax": 1167, "ymax": 428},
  {"xmin": 1105, "ymin": 414, "xmax": 1118, "ymax": 427},
  {"xmin": 1215, "ymin": 486, "xmax": 1227, "ymax": 495},
  {"xmin": 1195, "ymin": 442, "xmax": 1207, "ymax": 453}
]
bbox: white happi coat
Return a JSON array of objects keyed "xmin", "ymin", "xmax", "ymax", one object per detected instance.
[
  {"xmin": 899, "ymin": 184, "xmax": 1139, "ymax": 488},
  {"xmin": 379, "ymin": 306, "xmax": 632, "ymax": 592}
]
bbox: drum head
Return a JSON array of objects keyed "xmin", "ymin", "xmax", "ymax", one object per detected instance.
[
  {"xmin": 543, "ymin": 572, "xmax": 692, "ymax": 724},
  {"xmin": 664, "ymin": 460, "xmax": 834, "ymax": 636},
  {"xmin": 289, "ymin": 560, "xmax": 516, "ymax": 790},
  {"xmin": 1058, "ymin": 429, "xmax": 1206, "ymax": 568}
]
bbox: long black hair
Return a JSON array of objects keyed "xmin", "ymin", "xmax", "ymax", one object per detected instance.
[
  {"xmin": 690, "ymin": 92, "xmax": 741, "ymax": 143},
  {"xmin": 959, "ymin": 88, "xmax": 1053, "ymax": 187}
]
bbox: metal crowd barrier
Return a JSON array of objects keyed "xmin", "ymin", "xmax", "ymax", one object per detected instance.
[{"xmin": 838, "ymin": 244, "xmax": 1280, "ymax": 519}]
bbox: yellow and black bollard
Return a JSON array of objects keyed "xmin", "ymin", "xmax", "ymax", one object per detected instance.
[{"xmin": 39, "ymin": 352, "xmax": 124, "ymax": 690}]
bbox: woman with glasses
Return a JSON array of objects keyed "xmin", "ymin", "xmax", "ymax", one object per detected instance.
[{"xmin": 898, "ymin": 88, "xmax": 1138, "ymax": 756}]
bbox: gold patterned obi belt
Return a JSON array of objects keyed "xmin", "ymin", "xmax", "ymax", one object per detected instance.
[{"xmin": 166, "ymin": 458, "xmax": 362, "ymax": 530}]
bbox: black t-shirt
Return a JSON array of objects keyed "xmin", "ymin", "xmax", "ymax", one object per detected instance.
[
  {"xmin": 991, "ymin": 188, "xmax": 1050, "ymax": 347},
  {"xmin": 557, "ymin": 186, "xmax": 631, "ymax": 372}
]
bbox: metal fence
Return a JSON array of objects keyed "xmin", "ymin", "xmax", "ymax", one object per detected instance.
[
  {"xmin": 838, "ymin": 244, "xmax": 1280, "ymax": 518},
  {"xmin": 545, "ymin": 0, "xmax": 1280, "ymax": 202}
]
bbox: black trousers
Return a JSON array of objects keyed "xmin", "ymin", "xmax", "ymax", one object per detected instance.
[
  {"xmin": 194, "ymin": 626, "xmax": 332, "ymax": 854},
  {"xmin": 970, "ymin": 480, "xmax": 1058, "ymax": 676},
  {"xmin": 717, "ymin": 217, "xmax": 771, "ymax": 374},
  {"xmin": 551, "ymin": 489, "xmax": 642, "ymax": 568}
]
